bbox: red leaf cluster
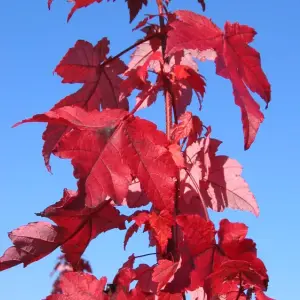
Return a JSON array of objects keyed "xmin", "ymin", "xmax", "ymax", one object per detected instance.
[
  {"xmin": 1, "ymin": 1, "xmax": 274, "ymax": 300},
  {"xmin": 44, "ymin": 217, "xmax": 271, "ymax": 300}
]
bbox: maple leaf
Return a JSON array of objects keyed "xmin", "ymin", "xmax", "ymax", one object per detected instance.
[
  {"xmin": 216, "ymin": 22, "xmax": 271, "ymax": 149},
  {"xmin": 40, "ymin": 38, "xmax": 128, "ymax": 171},
  {"xmin": 37, "ymin": 188, "xmax": 127, "ymax": 265},
  {"xmin": 167, "ymin": 11, "xmax": 271, "ymax": 149},
  {"xmin": 15, "ymin": 107, "xmax": 177, "ymax": 209},
  {"xmin": 0, "ymin": 188, "xmax": 126, "ymax": 271},
  {"xmin": 202, "ymin": 155, "xmax": 259, "ymax": 216},
  {"xmin": 46, "ymin": 272, "xmax": 108, "ymax": 299},
  {"xmin": 181, "ymin": 138, "xmax": 259, "ymax": 216},
  {"xmin": 0, "ymin": 222, "xmax": 66, "ymax": 271},
  {"xmin": 55, "ymin": 38, "xmax": 128, "ymax": 111}
]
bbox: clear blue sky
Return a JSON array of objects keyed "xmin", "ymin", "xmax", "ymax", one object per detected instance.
[{"xmin": 0, "ymin": 1, "xmax": 298, "ymax": 299}]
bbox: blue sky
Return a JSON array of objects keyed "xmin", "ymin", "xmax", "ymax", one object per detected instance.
[{"xmin": 0, "ymin": 0, "xmax": 298, "ymax": 299}]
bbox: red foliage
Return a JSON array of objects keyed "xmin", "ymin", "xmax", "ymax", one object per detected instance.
[{"xmin": 1, "ymin": 0, "xmax": 274, "ymax": 299}]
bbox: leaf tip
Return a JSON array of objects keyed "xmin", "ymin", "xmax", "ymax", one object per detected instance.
[{"xmin": 11, "ymin": 121, "xmax": 22, "ymax": 129}]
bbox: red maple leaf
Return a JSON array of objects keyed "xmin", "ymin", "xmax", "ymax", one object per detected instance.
[
  {"xmin": 216, "ymin": 22, "xmax": 271, "ymax": 149},
  {"xmin": 167, "ymin": 11, "xmax": 271, "ymax": 149},
  {"xmin": 37, "ymin": 188, "xmax": 127, "ymax": 265},
  {"xmin": 0, "ymin": 222, "xmax": 66, "ymax": 271},
  {"xmin": 15, "ymin": 107, "xmax": 177, "ymax": 209},
  {"xmin": 41, "ymin": 38, "xmax": 128, "ymax": 171},
  {"xmin": 181, "ymin": 137, "xmax": 259, "ymax": 216},
  {"xmin": 54, "ymin": 38, "xmax": 128, "ymax": 110},
  {"xmin": 0, "ymin": 188, "xmax": 126, "ymax": 270},
  {"xmin": 46, "ymin": 272, "xmax": 108, "ymax": 299}
]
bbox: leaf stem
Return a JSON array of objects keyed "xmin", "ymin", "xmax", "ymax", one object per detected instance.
[
  {"xmin": 134, "ymin": 252, "xmax": 158, "ymax": 259},
  {"xmin": 101, "ymin": 33, "xmax": 159, "ymax": 68},
  {"xmin": 129, "ymin": 97, "xmax": 148, "ymax": 115}
]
